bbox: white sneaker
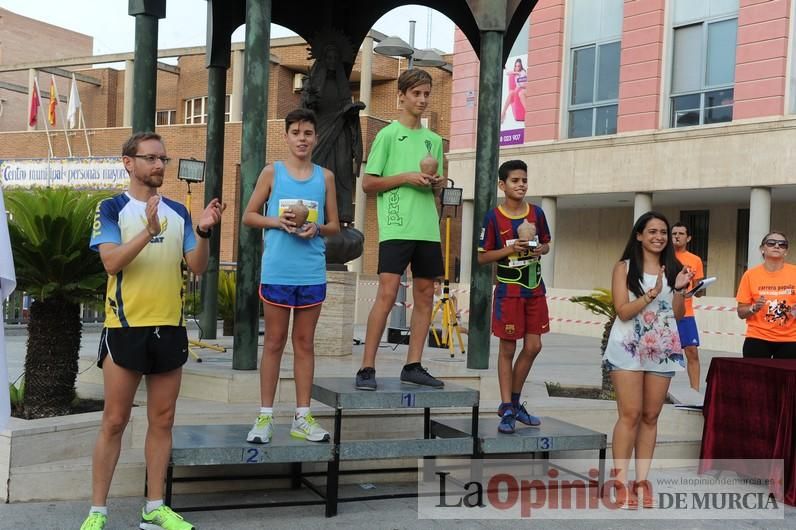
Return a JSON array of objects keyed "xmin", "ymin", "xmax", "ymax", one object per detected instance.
[
  {"xmin": 290, "ymin": 412, "xmax": 330, "ymax": 442},
  {"xmin": 246, "ymin": 414, "xmax": 273, "ymax": 444}
]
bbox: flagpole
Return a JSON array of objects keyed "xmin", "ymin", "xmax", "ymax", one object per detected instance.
[
  {"xmin": 52, "ymin": 75, "xmax": 72, "ymax": 157},
  {"xmin": 69, "ymin": 73, "xmax": 91, "ymax": 156},
  {"xmin": 33, "ymin": 77, "xmax": 53, "ymax": 158},
  {"xmin": 79, "ymin": 104, "xmax": 92, "ymax": 157}
]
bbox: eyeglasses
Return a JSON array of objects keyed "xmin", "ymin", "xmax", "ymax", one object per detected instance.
[
  {"xmin": 132, "ymin": 154, "xmax": 171, "ymax": 165},
  {"xmin": 764, "ymin": 239, "xmax": 789, "ymax": 249}
]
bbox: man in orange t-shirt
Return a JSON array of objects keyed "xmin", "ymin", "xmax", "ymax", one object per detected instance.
[{"xmin": 672, "ymin": 223, "xmax": 705, "ymax": 391}]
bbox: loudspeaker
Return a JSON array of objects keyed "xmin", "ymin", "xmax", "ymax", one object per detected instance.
[{"xmin": 387, "ymin": 327, "xmax": 410, "ymax": 344}]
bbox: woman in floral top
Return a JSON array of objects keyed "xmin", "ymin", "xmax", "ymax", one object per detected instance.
[{"xmin": 604, "ymin": 211, "xmax": 693, "ymax": 508}]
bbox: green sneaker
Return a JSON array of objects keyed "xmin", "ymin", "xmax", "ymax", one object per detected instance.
[
  {"xmin": 139, "ymin": 505, "xmax": 194, "ymax": 530},
  {"xmin": 80, "ymin": 512, "xmax": 107, "ymax": 530},
  {"xmin": 290, "ymin": 412, "xmax": 330, "ymax": 442}
]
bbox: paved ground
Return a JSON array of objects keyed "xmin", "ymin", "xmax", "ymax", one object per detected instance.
[
  {"xmin": 0, "ymin": 487, "xmax": 793, "ymax": 530},
  {"xmin": 4, "ymin": 325, "xmax": 795, "ymax": 529},
  {"xmin": 3, "ymin": 322, "xmax": 735, "ymax": 399}
]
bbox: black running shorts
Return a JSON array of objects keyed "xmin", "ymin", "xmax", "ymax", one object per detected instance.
[
  {"xmin": 377, "ymin": 239, "xmax": 444, "ymax": 278},
  {"xmin": 97, "ymin": 326, "xmax": 189, "ymax": 374}
]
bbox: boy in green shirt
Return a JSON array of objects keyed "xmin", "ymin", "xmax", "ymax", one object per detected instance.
[{"xmin": 355, "ymin": 69, "xmax": 446, "ymax": 390}]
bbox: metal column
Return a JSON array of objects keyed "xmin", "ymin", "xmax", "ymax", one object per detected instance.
[
  {"xmin": 199, "ymin": 65, "xmax": 227, "ymax": 338},
  {"xmin": 233, "ymin": 0, "xmax": 271, "ymax": 369},
  {"xmin": 467, "ymin": 30, "xmax": 503, "ymax": 369},
  {"xmin": 128, "ymin": 0, "xmax": 164, "ymax": 133}
]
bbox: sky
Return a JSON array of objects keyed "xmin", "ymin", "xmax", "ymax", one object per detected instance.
[{"xmin": 0, "ymin": 1, "xmax": 456, "ymax": 56}]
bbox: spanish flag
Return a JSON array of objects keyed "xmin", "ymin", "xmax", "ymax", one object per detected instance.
[{"xmin": 48, "ymin": 75, "xmax": 57, "ymax": 126}]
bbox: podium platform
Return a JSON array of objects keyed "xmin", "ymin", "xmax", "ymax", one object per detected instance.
[
  {"xmin": 161, "ymin": 379, "xmax": 607, "ymax": 517},
  {"xmin": 311, "ymin": 377, "xmax": 479, "ymax": 516},
  {"xmin": 431, "ymin": 416, "xmax": 607, "ymax": 488},
  {"xmin": 431, "ymin": 416, "xmax": 607, "ymax": 454}
]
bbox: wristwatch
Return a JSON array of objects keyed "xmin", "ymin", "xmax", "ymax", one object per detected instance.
[{"xmin": 196, "ymin": 225, "xmax": 212, "ymax": 239}]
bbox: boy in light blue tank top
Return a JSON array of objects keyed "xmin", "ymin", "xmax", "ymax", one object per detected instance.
[{"xmin": 242, "ymin": 109, "xmax": 340, "ymax": 444}]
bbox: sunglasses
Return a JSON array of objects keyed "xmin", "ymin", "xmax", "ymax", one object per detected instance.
[{"xmin": 764, "ymin": 239, "xmax": 789, "ymax": 249}]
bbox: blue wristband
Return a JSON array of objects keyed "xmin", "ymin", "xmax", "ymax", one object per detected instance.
[{"xmin": 315, "ymin": 223, "xmax": 322, "ymax": 237}]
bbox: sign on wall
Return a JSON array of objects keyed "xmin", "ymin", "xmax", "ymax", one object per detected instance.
[
  {"xmin": 500, "ymin": 21, "xmax": 530, "ymax": 147},
  {"xmin": 0, "ymin": 157, "xmax": 129, "ymax": 189}
]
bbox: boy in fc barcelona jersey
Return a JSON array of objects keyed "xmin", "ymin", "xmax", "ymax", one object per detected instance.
[{"xmin": 478, "ymin": 159, "xmax": 551, "ymax": 434}]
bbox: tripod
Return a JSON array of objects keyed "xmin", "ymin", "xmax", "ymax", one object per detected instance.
[
  {"xmin": 182, "ymin": 181, "xmax": 226, "ymax": 362},
  {"xmin": 430, "ymin": 213, "xmax": 466, "ymax": 358}
]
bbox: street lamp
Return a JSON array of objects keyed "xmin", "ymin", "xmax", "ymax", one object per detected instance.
[
  {"xmin": 412, "ymin": 49, "xmax": 447, "ymax": 67},
  {"xmin": 373, "ymin": 36, "xmax": 413, "ymax": 58},
  {"xmin": 373, "ymin": 20, "xmax": 446, "ymax": 68}
]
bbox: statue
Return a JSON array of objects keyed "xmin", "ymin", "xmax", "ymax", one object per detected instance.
[{"xmin": 302, "ymin": 28, "xmax": 365, "ymax": 266}]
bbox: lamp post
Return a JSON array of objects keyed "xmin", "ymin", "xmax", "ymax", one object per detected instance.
[{"xmin": 373, "ymin": 20, "xmax": 447, "ymax": 69}]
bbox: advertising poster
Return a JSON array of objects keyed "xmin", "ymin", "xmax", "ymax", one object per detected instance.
[{"xmin": 500, "ymin": 21, "xmax": 529, "ymax": 146}]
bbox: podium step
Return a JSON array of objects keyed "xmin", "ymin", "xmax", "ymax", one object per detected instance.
[
  {"xmin": 339, "ymin": 437, "xmax": 472, "ymax": 460},
  {"xmin": 431, "ymin": 417, "xmax": 607, "ymax": 454},
  {"xmin": 172, "ymin": 425, "xmax": 333, "ymax": 466},
  {"xmin": 312, "ymin": 377, "xmax": 479, "ymax": 410}
]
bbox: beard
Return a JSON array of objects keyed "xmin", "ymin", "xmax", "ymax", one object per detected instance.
[{"xmin": 137, "ymin": 172, "xmax": 164, "ymax": 188}]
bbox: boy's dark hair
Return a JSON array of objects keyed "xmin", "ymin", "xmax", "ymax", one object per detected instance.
[
  {"xmin": 498, "ymin": 159, "xmax": 527, "ymax": 181},
  {"xmin": 284, "ymin": 108, "xmax": 317, "ymax": 132},
  {"xmin": 672, "ymin": 222, "xmax": 690, "ymax": 236},
  {"xmin": 122, "ymin": 132, "xmax": 162, "ymax": 157},
  {"xmin": 397, "ymin": 68, "xmax": 433, "ymax": 93}
]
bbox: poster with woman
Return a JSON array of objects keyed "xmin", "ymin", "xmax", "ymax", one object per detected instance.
[{"xmin": 500, "ymin": 21, "xmax": 529, "ymax": 146}]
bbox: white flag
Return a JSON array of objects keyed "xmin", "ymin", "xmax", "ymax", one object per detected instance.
[
  {"xmin": 66, "ymin": 74, "xmax": 81, "ymax": 129},
  {"xmin": 0, "ymin": 185, "xmax": 17, "ymax": 430}
]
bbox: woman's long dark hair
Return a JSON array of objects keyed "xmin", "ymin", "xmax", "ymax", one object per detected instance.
[{"xmin": 620, "ymin": 211, "xmax": 683, "ymax": 298}]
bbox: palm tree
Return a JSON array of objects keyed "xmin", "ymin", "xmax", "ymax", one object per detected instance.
[
  {"xmin": 6, "ymin": 188, "xmax": 110, "ymax": 418},
  {"xmin": 570, "ymin": 288, "xmax": 616, "ymax": 397}
]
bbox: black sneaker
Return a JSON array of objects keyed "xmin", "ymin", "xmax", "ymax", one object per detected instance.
[
  {"xmin": 355, "ymin": 367, "xmax": 377, "ymax": 391},
  {"xmin": 400, "ymin": 364, "xmax": 444, "ymax": 388}
]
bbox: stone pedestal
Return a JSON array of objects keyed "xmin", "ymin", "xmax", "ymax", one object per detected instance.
[{"xmin": 283, "ymin": 270, "xmax": 355, "ymax": 357}]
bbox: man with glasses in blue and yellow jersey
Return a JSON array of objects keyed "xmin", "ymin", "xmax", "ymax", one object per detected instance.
[{"xmin": 81, "ymin": 132, "xmax": 224, "ymax": 530}]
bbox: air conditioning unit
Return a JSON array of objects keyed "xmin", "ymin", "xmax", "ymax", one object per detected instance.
[{"xmin": 293, "ymin": 73, "xmax": 305, "ymax": 92}]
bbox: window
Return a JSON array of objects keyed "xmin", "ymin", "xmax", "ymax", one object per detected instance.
[
  {"xmin": 567, "ymin": 0, "xmax": 623, "ymax": 138},
  {"xmin": 670, "ymin": 0, "xmax": 738, "ymax": 128},
  {"xmin": 568, "ymin": 42, "xmax": 620, "ymax": 138},
  {"xmin": 156, "ymin": 110, "xmax": 176, "ymax": 126},
  {"xmin": 184, "ymin": 95, "xmax": 231, "ymax": 124},
  {"xmin": 679, "ymin": 209, "xmax": 710, "ymax": 270},
  {"xmin": 184, "ymin": 97, "xmax": 206, "ymax": 124}
]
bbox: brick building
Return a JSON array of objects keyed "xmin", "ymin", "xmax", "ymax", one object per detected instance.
[
  {"xmin": 0, "ymin": 11, "xmax": 456, "ymax": 276},
  {"xmin": 0, "ymin": 8, "xmax": 92, "ymax": 132}
]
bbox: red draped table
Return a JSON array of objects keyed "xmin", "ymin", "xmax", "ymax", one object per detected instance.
[{"xmin": 699, "ymin": 357, "xmax": 796, "ymax": 506}]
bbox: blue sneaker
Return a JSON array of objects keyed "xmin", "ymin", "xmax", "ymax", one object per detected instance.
[
  {"xmin": 498, "ymin": 407, "xmax": 516, "ymax": 434},
  {"xmin": 515, "ymin": 402, "xmax": 541, "ymax": 426}
]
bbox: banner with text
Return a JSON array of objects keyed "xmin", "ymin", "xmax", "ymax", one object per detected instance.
[{"xmin": 0, "ymin": 157, "xmax": 128, "ymax": 189}]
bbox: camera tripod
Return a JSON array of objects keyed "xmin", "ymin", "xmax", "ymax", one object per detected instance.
[
  {"xmin": 182, "ymin": 181, "xmax": 226, "ymax": 362},
  {"xmin": 429, "ymin": 214, "xmax": 466, "ymax": 358}
]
